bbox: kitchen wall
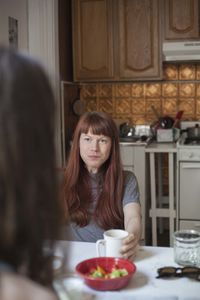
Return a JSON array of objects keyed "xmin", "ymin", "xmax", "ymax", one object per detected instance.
[
  {"xmin": 0, "ymin": 0, "xmax": 28, "ymax": 51},
  {"xmin": 0, "ymin": 0, "xmax": 63, "ymax": 166},
  {"xmin": 81, "ymin": 63, "xmax": 200, "ymax": 124}
]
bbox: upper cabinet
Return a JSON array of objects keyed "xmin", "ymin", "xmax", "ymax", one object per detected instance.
[
  {"xmin": 117, "ymin": 0, "xmax": 161, "ymax": 80},
  {"xmin": 72, "ymin": 0, "xmax": 162, "ymax": 82},
  {"xmin": 162, "ymin": 0, "xmax": 199, "ymax": 40},
  {"xmin": 72, "ymin": 0, "xmax": 115, "ymax": 81}
]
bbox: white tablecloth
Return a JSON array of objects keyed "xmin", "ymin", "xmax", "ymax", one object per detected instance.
[{"xmin": 54, "ymin": 241, "xmax": 200, "ymax": 300}]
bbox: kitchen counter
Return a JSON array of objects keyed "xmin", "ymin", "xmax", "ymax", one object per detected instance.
[
  {"xmin": 145, "ymin": 141, "xmax": 177, "ymax": 152},
  {"xmin": 119, "ymin": 136, "xmax": 152, "ymax": 146},
  {"xmin": 120, "ymin": 141, "xmax": 148, "ymax": 146},
  {"xmin": 54, "ymin": 241, "xmax": 200, "ymax": 300}
]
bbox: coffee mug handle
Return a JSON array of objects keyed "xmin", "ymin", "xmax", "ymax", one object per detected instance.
[{"xmin": 96, "ymin": 239, "xmax": 105, "ymax": 257}]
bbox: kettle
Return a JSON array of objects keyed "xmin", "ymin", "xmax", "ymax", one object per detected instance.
[{"xmin": 119, "ymin": 122, "xmax": 135, "ymax": 138}]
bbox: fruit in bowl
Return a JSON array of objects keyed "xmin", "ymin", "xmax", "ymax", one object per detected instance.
[{"xmin": 75, "ymin": 257, "xmax": 136, "ymax": 291}]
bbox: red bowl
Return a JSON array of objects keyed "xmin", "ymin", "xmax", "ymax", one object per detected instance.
[{"xmin": 75, "ymin": 257, "xmax": 136, "ymax": 291}]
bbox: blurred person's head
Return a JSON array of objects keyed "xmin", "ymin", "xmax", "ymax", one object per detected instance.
[{"xmin": 0, "ymin": 46, "xmax": 60, "ymax": 285}]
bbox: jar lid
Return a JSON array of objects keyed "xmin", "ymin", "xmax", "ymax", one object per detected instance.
[{"xmin": 174, "ymin": 229, "xmax": 200, "ymax": 242}]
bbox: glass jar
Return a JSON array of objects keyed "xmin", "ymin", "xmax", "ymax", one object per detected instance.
[{"xmin": 173, "ymin": 230, "xmax": 200, "ymax": 266}]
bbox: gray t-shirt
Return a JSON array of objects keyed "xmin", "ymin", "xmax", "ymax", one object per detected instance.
[{"xmin": 64, "ymin": 170, "xmax": 140, "ymax": 242}]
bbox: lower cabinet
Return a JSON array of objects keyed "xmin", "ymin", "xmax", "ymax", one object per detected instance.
[
  {"xmin": 180, "ymin": 220, "xmax": 200, "ymax": 232},
  {"xmin": 120, "ymin": 144, "xmax": 147, "ymax": 244}
]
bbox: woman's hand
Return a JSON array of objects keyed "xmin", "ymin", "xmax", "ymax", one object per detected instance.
[
  {"xmin": 120, "ymin": 233, "xmax": 139, "ymax": 260},
  {"xmin": 122, "ymin": 202, "xmax": 142, "ymax": 260}
]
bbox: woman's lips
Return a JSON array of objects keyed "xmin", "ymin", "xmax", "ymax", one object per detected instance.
[{"xmin": 88, "ymin": 155, "xmax": 100, "ymax": 160}]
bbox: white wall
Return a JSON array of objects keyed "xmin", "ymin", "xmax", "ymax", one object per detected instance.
[
  {"xmin": 0, "ymin": 0, "xmax": 28, "ymax": 51},
  {"xmin": 0, "ymin": 0, "xmax": 63, "ymax": 166},
  {"xmin": 28, "ymin": 0, "xmax": 62, "ymax": 167}
]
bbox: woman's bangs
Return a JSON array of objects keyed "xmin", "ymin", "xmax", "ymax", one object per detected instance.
[
  {"xmin": 81, "ymin": 120, "xmax": 111, "ymax": 137},
  {"xmin": 90, "ymin": 124, "xmax": 109, "ymax": 136}
]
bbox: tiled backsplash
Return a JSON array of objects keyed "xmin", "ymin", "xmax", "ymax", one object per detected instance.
[{"xmin": 81, "ymin": 63, "xmax": 200, "ymax": 125}]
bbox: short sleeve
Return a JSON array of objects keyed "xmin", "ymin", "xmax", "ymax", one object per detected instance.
[{"xmin": 122, "ymin": 170, "xmax": 140, "ymax": 206}]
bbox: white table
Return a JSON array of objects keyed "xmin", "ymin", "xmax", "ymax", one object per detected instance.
[
  {"xmin": 145, "ymin": 142, "xmax": 177, "ymax": 246},
  {"xmin": 54, "ymin": 241, "xmax": 200, "ymax": 300}
]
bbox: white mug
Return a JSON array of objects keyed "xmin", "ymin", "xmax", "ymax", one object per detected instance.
[{"xmin": 96, "ymin": 229, "xmax": 129, "ymax": 257}]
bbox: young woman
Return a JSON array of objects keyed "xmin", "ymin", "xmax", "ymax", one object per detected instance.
[
  {"xmin": 0, "ymin": 46, "xmax": 61, "ymax": 300},
  {"xmin": 63, "ymin": 111, "xmax": 142, "ymax": 260}
]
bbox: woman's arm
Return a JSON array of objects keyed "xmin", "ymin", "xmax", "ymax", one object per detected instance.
[{"xmin": 121, "ymin": 202, "xmax": 142, "ymax": 260}]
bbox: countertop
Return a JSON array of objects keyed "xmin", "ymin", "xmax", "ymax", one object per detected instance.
[
  {"xmin": 54, "ymin": 241, "xmax": 200, "ymax": 300},
  {"xmin": 145, "ymin": 142, "xmax": 177, "ymax": 153}
]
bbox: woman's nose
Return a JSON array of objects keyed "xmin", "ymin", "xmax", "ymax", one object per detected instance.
[{"xmin": 91, "ymin": 139, "xmax": 99, "ymax": 150}]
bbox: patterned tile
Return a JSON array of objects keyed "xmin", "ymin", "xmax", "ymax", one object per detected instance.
[
  {"xmin": 196, "ymin": 65, "xmax": 200, "ymax": 80},
  {"xmin": 146, "ymin": 115, "xmax": 158, "ymax": 124},
  {"xmin": 162, "ymin": 83, "xmax": 178, "ymax": 97},
  {"xmin": 114, "ymin": 115, "xmax": 131, "ymax": 123},
  {"xmin": 163, "ymin": 64, "xmax": 178, "ymax": 80},
  {"xmin": 99, "ymin": 98, "xmax": 114, "ymax": 113},
  {"xmin": 98, "ymin": 84, "xmax": 113, "ymax": 98},
  {"xmin": 145, "ymin": 99, "xmax": 161, "ymax": 115},
  {"xmin": 85, "ymin": 98, "xmax": 98, "ymax": 112},
  {"xmin": 131, "ymin": 99, "xmax": 146, "ymax": 114},
  {"xmin": 178, "ymin": 98, "xmax": 195, "ymax": 116},
  {"xmin": 196, "ymin": 83, "xmax": 200, "ymax": 97},
  {"xmin": 82, "ymin": 85, "xmax": 97, "ymax": 98},
  {"xmin": 179, "ymin": 83, "xmax": 195, "ymax": 98},
  {"xmin": 82, "ymin": 63, "xmax": 200, "ymax": 124},
  {"xmin": 131, "ymin": 83, "xmax": 144, "ymax": 97},
  {"xmin": 145, "ymin": 83, "xmax": 161, "ymax": 97},
  {"xmin": 162, "ymin": 98, "xmax": 178, "ymax": 116},
  {"xmin": 196, "ymin": 98, "xmax": 200, "ymax": 114},
  {"xmin": 131, "ymin": 115, "xmax": 147, "ymax": 125},
  {"xmin": 115, "ymin": 84, "xmax": 131, "ymax": 97},
  {"xmin": 115, "ymin": 98, "xmax": 131, "ymax": 114},
  {"xmin": 179, "ymin": 64, "xmax": 196, "ymax": 80}
]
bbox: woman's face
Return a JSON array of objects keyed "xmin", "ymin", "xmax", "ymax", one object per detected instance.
[{"xmin": 79, "ymin": 129, "xmax": 112, "ymax": 174}]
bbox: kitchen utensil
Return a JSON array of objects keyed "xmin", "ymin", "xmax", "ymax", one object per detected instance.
[
  {"xmin": 72, "ymin": 86, "xmax": 85, "ymax": 116},
  {"xmin": 75, "ymin": 257, "xmax": 136, "ymax": 291},
  {"xmin": 151, "ymin": 105, "xmax": 174, "ymax": 129},
  {"xmin": 151, "ymin": 105, "xmax": 160, "ymax": 119},
  {"xmin": 119, "ymin": 122, "xmax": 135, "ymax": 138},
  {"xmin": 172, "ymin": 110, "xmax": 184, "ymax": 128},
  {"xmin": 187, "ymin": 123, "xmax": 200, "ymax": 139},
  {"xmin": 160, "ymin": 116, "xmax": 174, "ymax": 129}
]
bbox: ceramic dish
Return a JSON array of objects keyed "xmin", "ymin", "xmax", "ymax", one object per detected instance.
[{"xmin": 75, "ymin": 257, "xmax": 136, "ymax": 291}]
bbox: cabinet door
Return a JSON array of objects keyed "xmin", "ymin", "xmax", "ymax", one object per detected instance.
[
  {"xmin": 163, "ymin": 0, "xmax": 199, "ymax": 40},
  {"xmin": 120, "ymin": 145, "xmax": 135, "ymax": 166},
  {"xmin": 117, "ymin": 0, "xmax": 162, "ymax": 80},
  {"xmin": 180, "ymin": 220, "xmax": 200, "ymax": 231},
  {"xmin": 179, "ymin": 162, "xmax": 200, "ymax": 220},
  {"xmin": 72, "ymin": 0, "xmax": 114, "ymax": 81}
]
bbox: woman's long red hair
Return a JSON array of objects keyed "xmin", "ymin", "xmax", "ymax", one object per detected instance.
[{"xmin": 63, "ymin": 111, "xmax": 124, "ymax": 229}]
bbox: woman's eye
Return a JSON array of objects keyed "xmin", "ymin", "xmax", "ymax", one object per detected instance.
[
  {"xmin": 83, "ymin": 137, "xmax": 91, "ymax": 142},
  {"xmin": 100, "ymin": 139, "xmax": 108, "ymax": 144}
]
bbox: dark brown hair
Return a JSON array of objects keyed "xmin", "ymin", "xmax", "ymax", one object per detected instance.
[
  {"xmin": 0, "ymin": 46, "xmax": 61, "ymax": 286},
  {"xmin": 64, "ymin": 111, "xmax": 124, "ymax": 229}
]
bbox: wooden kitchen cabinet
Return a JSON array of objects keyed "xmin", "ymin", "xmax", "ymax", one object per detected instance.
[
  {"xmin": 72, "ymin": 0, "xmax": 115, "ymax": 81},
  {"xmin": 118, "ymin": 0, "xmax": 162, "ymax": 80},
  {"xmin": 72, "ymin": 0, "xmax": 162, "ymax": 81},
  {"xmin": 162, "ymin": 0, "xmax": 199, "ymax": 40}
]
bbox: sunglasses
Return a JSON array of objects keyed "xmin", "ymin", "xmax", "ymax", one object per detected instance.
[{"xmin": 157, "ymin": 266, "xmax": 200, "ymax": 281}]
